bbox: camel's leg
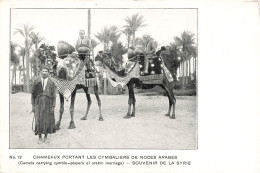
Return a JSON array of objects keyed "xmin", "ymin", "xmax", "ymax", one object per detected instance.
[
  {"xmin": 161, "ymin": 83, "xmax": 176, "ymax": 119},
  {"xmin": 160, "ymin": 84, "xmax": 172, "ymax": 117},
  {"xmin": 169, "ymin": 88, "xmax": 176, "ymax": 119},
  {"xmin": 68, "ymin": 89, "xmax": 77, "ymax": 129},
  {"xmin": 55, "ymin": 92, "xmax": 64, "ymax": 130},
  {"xmin": 124, "ymin": 82, "xmax": 135, "ymax": 118},
  {"xmin": 80, "ymin": 87, "xmax": 92, "ymax": 120},
  {"xmin": 131, "ymin": 91, "xmax": 136, "ymax": 117},
  {"xmin": 94, "ymin": 85, "xmax": 103, "ymax": 121}
]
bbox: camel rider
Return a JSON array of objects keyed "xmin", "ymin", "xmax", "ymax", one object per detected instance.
[
  {"xmin": 75, "ymin": 30, "xmax": 90, "ymax": 53},
  {"xmin": 127, "ymin": 46, "xmax": 144, "ymax": 60},
  {"xmin": 143, "ymin": 34, "xmax": 156, "ymax": 74}
]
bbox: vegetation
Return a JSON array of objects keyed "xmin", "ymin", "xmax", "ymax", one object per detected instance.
[
  {"xmin": 123, "ymin": 13, "xmax": 146, "ymax": 47},
  {"xmin": 29, "ymin": 32, "xmax": 45, "ymax": 77},
  {"xmin": 10, "ymin": 42, "xmax": 20, "ymax": 89},
  {"xmin": 14, "ymin": 23, "xmax": 34, "ymax": 93},
  {"xmin": 11, "ymin": 12, "xmax": 197, "ymax": 95},
  {"xmin": 95, "ymin": 25, "xmax": 121, "ymax": 51},
  {"xmin": 173, "ymin": 31, "xmax": 197, "ymax": 88}
]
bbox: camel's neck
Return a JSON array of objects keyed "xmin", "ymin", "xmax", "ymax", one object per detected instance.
[
  {"xmin": 103, "ymin": 60, "xmax": 138, "ymax": 77},
  {"xmin": 103, "ymin": 62, "xmax": 125, "ymax": 76}
]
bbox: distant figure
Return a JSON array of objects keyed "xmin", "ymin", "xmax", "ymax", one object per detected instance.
[
  {"xmin": 143, "ymin": 34, "xmax": 156, "ymax": 74},
  {"xmin": 75, "ymin": 30, "xmax": 90, "ymax": 52},
  {"xmin": 31, "ymin": 65, "xmax": 56, "ymax": 144}
]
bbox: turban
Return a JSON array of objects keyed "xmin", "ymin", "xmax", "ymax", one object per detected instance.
[{"xmin": 40, "ymin": 65, "xmax": 50, "ymax": 72}]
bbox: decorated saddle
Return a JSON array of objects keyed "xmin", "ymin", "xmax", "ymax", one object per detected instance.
[
  {"xmin": 99, "ymin": 50, "xmax": 173, "ymax": 88},
  {"xmin": 56, "ymin": 54, "xmax": 84, "ymax": 81},
  {"xmin": 51, "ymin": 41, "xmax": 97, "ymax": 100}
]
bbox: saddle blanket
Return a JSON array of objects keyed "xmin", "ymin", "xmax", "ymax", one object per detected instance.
[
  {"xmin": 104, "ymin": 61, "xmax": 140, "ymax": 88},
  {"xmin": 51, "ymin": 65, "xmax": 97, "ymax": 100}
]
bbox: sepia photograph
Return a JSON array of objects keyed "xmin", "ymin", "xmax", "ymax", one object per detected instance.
[
  {"xmin": 2, "ymin": 0, "xmax": 260, "ymax": 172},
  {"xmin": 10, "ymin": 8, "xmax": 197, "ymax": 149}
]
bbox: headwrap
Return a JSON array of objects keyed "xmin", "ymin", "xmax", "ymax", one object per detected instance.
[
  {"xmin": 79, "ymin": 30, "xmax": 85, "ymax": 34},
  {"xmin": 40, "ymin": 65, "xmax": 50, "ymax": 72}
]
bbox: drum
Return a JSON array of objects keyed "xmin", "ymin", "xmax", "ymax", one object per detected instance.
[
  {"xmin": 57, "ymin": 41, "xmax": 75, "ymax": 59},
  {"xmin": 77, "ymin": 47, "xmax": 90, "ymax": 55}
]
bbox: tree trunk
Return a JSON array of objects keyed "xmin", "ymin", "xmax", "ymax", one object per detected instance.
[
  {"xmin": 182, "ymin": 59, "xmax": 185, "ymax": 89},
  {"xmin": 194, "ymin": 57, "xmax": 197, "ymax": 83},
  {"xmin": 189, "ymin": 58, "xmax": 191, "ymax": 77},
  {"xmin": 104, "ymin": 43, "xmax": 106, "ymax": 52},
  {"xmin": 30, "ymin": 61, "xmax": 32, "ymax": 81},
  {"xmin": 22, "ymin": 56, "xmax": 26, "ymax": 92},
  {"xmin": 14, "ymin": 65, "xmax": 17, "ymax": 85},
  {"xmin": 133, "ymin": 32, "xmax": 136, "ymax": 47},
  {"xmin": 88, "ymin": 9, "xmax": 92, "ymax": 61},
  {"xmin": 11, "ymin": 65, "xmax": 15, "ymax": 89},
  {"xmin": 92, "ymin": 49, "xmax": 94, "ymax": 61},
  {"xmin": 186, "ymin": 59, "xmax": 189, "ymax": 85},
  {"xmin": 35, "ymin": 44, "xmax": 39, "ymax": 77},
  {"xmin": 178, "ymin": 64, "xmax": 181, "ymax": 77},
  {"xmin": 19, "ymin": 67, "xmax": 21, "ymax": 85},
  {"xmin": 193, "ymin": 57, "xmax": 195, "ymax": 76},
  {"xmin": 127, "ymin": 35, "xmax": 130, "ymax": 49},
  {"xmin": 25, "ymin": 37, "xmax": 30, "ymax": 93}
]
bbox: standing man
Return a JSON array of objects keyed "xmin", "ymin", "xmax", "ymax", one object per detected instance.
[
  {"xmin": 31, "ymin": 65, "xmax": 56, "ymax": 144},
  {"xmin": 143, "ymin": 34, "xmax": 156, "ymax": 74}
]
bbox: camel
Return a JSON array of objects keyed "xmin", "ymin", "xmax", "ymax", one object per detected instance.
[
  {"xmin": 95, "ymin": 47, "xmax": 176, "ymax": 119},
  {"xmin": 35, "ymin": 42, "xmax": 103, "ymax": 130}
]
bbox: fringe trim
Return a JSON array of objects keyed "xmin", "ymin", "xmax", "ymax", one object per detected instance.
[
  {"xmin": 51, "ymin": 66, "xmax": 86, "ymax": 100},
  {"xmin": 142, "ymin": 79, "xmax": 163, "ymax": 84},
  {"xmin": 103, "ymin": 61, "xmax": 140, "ymax": 88},
  {"xmin": 139, "ymin": 74, "xmax": 164, "ymax": 81}
]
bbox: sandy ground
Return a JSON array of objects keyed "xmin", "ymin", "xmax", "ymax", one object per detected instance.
[{"xmin": 10, "ymin": 93, "xmax": 197, "ymax": 149}]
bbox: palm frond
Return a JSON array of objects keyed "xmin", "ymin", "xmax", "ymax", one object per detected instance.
[{"xmin": 14, "ymin": 29, "xmax": 25, "ymax": 37}]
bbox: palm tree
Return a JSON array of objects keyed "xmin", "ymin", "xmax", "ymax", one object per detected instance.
[
  {"xmin": 123, "ymin": 13, "xmax": 146, "ymax": 47},
  {"xmin": 10, "ymin": 42, "xmax": 20, "ymax": 90},
  {"xmin": 18, "ymin": 47, "xmax": 26, "ymax": 90},
  {"xmin": 18, "ymin": 65, "xmax": 22, "ymax": 85},
  {"xmin": 29, "ymin": 32, "xmax": 45, "ymax": 77},
  {"xmin": 161, "ymin": 43, "xmax": 181, "ymax": 82},
  {"xmin": 14, "ymin": 23, "xmax": 34, "ymax": 93},
  {"xmin": 109, "ymin": 26, "xmax": 121, "ymax": 44},
  {"xmin": 174, "ymin": 31, "xmax": 196, "ymax": 88},
  {"xmin": 95, "ymin": 25, "xmax": 121, "ymax": 51},
  {"xmin": 135, "ymin": 34, "xmax": 158, "ymax": 51},
  {"xmin": 122, "ymin": 27, "xmax": 132, "ymax": 49},
  {"xmin": 95, "ymin": 26, "xmax": 111, "ymax": 51},
  {"xmin": 191, "ymin": 46, "xmax": 197, "ymax": 82}
]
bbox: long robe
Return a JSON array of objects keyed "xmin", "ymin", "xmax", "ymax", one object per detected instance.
[{"xmin": 31, "ymin": 77, "xmax": 56, "ymax": 135}]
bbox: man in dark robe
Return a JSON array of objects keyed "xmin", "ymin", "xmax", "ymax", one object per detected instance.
[{"xmin": 31, "ymin": 65, "xmax": 56, "ymax": 144}]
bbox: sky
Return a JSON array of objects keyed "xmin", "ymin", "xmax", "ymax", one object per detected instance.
[{"xmin": 11, "ymin": 8, "xmax": 197, "ymax": 55}]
